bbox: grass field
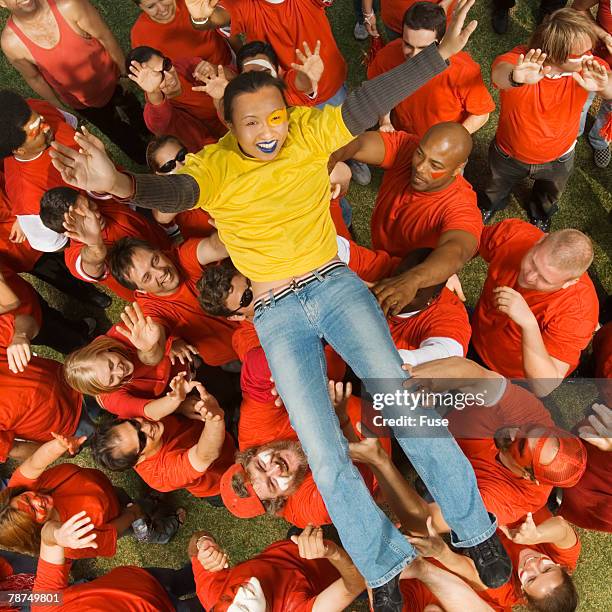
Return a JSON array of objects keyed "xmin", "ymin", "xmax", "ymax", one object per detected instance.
[{"xmin": 0, "ymin": 0, "xmax": 611, "ymax": 610}]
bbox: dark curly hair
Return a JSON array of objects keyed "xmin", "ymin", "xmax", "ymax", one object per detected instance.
[
  {"xmin": 197, "ymin": 259, "xmax": 239, "ymax": 317},
  {"xmin": 0, "ymin": 90, "xmax": 32, "ymax": 159}
]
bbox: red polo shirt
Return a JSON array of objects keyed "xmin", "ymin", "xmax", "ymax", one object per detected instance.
[
  {"xmin": 371, "ymin": 131, "xmax": 482, "ymax": 256},
  {"xmin": 368, "ymin": 42, "xmax": 494, "ymax": 138},
  {"xmin": 136, "ymin": 239, "xmax": 239, "ymax": 367},
  {"xmin": 472, "ymin": 220, "xmax": 599, "ymax": 378}
]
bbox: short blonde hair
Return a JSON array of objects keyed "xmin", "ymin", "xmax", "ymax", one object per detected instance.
[
  {"xmin": 529, "ymin": 8, "xmax": 598, "ymax": 65},
  {"xmin": 63, "ymin": 336, "xmax": 132, "ymax": 395},
  {"xmin": 542, "ymin": 229, "xmax": 594, "ymax": 278}
]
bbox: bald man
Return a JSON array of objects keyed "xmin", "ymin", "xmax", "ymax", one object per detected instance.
[
  {"xmin": 334, "ymin": 122, "xmax": 482, "ymax": 315},
  {"xmin": 471, "ymin": 219, "xmax": 599, "ymax": 397}
]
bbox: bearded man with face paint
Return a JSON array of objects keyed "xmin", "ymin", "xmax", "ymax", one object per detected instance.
[
  {"xmin": 50, "ymin": 4, "xmax": 514, "ymax": 605},
  {"xmin": 333, "ymin": 121, "xmax": 482, "ymax": 316},
  {"xmin": 481, "ymin": 8, "xmax": 612, "ymax": 231},
  {"xmin": 471, "ymin": 219, "xmax": 598, "ymax": 397}
]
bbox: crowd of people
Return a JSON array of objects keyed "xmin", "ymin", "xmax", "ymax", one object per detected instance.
[{"xmin": 0, "ymin": 0, "xmax": 610, "ymax": 610}]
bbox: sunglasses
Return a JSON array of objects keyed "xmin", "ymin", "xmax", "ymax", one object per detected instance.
[
  {"xmin": 228, "ymin": 280, "xmax": 253, "ymax": 315},
  {"xmin": 119, "ymin": 418, "xmax": 147, "ymax": 454},
  {"xmin": 157, "ymin": 147, "xmax": 188, "ymax": 174}
]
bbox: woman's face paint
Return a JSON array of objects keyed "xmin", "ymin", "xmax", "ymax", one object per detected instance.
[
  {"xmin": 267, "ymin": 107, "xmax": 287, "ymax": 127},
  {"xmin": 11, "ymin": 491, "xmax": 54, "ymax": 524}
]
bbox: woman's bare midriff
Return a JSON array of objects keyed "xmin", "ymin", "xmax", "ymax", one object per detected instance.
[{"xmin": 252, "ymin": 255, "xmax": 341, "ymax": 301}]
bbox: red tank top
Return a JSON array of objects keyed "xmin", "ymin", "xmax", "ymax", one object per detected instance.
[{"xmin": 8, "ymin": 0, "xmax": 118, "ymax": 109}]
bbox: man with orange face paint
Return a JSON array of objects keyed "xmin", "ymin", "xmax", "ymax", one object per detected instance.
[{"xmin": 333, "ymin": 121, "xmax": 482, "ymax": 317}]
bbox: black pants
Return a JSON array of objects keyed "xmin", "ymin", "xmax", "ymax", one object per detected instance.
[
  {"xmin": 33, "ymin": 295, "xmax": 90, "ymax": 354},
  {"xmin": 78, "ymin": 85, "xmax": 150, "ymax": 165},
  {"xmin": 493, "ymin": 0, "xmax": 566, "ymax": 15},
  {"xmin": 30, "ymin": 251, "xmax": 99, "ymax": 300},
  {"xmin": 145, "ymin": 565, "xmax": 203, "ymax": 611},
  {"xmin": 481, "ymin": 140, "xmax": 575, "ymax": 222}
]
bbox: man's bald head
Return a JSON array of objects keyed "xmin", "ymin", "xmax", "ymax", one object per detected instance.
[{"xmin": 411, "ymin": 122, "xmax": 473, "ymax": 192}]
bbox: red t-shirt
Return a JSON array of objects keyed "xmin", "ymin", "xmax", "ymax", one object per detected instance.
[
  {"xmin": 193, "ymin": 539, "xmax": 338, "ymax": 611},
  {"xmin": 380, "ymin": 0, "xmax": 456, "ymax": 33},
  {"xmin": 136, "ymin": 239, "xmax": 239, "ymax": 366},
  {"xmin": 131, "ymin": 0, "xmax": 231, "ymax": 66},
  {"xmin": 472, "ymin": 220, "xmax": 599, "ymax": 378},
  {"xmin": 388, "ymin": 287, "xmax": 471, "ymax": 354},
  {"xmin": 448, "ymin": 382, "xmax": 555, "ymax": 526},
  {"xmin": 480, "ymin": 511, "xmax": 581, "ymax": 610},
  {"xmin": 493, "ymin": 46, "xmax": 610, "ymax": 164},
  {"xmin": 371, "ymin": 131, "xmax": 482, "ymax": 256},
  {"xmin": 135, "ymin": 414, "xmax": 236, "ymax": 497},
  {"xmin": 368, "ymin": 42, "xmax": 494, "ymax": 138},
  {"xmin": 64, "ymin": 199, "xmax": 170, "ymax": 301},
  {"xmin": 4, "ymin": 100, "xmax": 77, "ymax": 216},
  {"xmin": 0, "ymin": 268, "xmax": 41, "ymax": 349},
  {"xmin": 144, "ymin": 57, "xmax": 225, "ymax": 151},
  {"xmin": 96, "ymin": 325, "xmax": 187, "ymax": 419},
  {"xmin": 227, "ymin": 0, "xmax": 347, "ymax": 104},
  {"xmin": 596, "ymin": 1, "xmax": 612, "ymax": 63},
  {"xmin": 33, "ymin": 562, "xmax": 174, "ymax": 612},
  {"xmin": 0, "ymin": 353, "xmax": 82, "ymax": 462},
  {"xmin": 345, "ymin": 239, "xmax": 401, "ymax": 282},
  {"xmin": 8, "ymin": 464, "xmax": 120, "ymax": 559},
  {"xmin": 594, "ymin": 322, "xmax": 612, "ymax": 405}
]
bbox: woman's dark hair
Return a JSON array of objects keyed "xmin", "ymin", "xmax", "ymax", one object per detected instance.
[
  {"xmin": 403, "ymin": 2, "xmax": 447, "ymax": 40},
  {"xmin": 146, "ymin": 135, "xmax": 184, "ymax": 172},
  {"xmin": 125, "ymin": 45, "xmax": 163, "ymax": 75},
  {"xmin": 0, "ymin": 90, "xmax": 32, "ymax": 158},
  {"xmin": 524, "ymin": 567, "xmax": 578, "ymax": 612},
  {"xmin": 222, "ymin": 71, "xmax": 286, "ymax": 124},
  {"xmin": 236, "ymin": 40, "xmax": 279, "ymax": 73}
]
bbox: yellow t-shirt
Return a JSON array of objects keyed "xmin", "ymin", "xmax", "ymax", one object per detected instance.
[{"xmin": 178, "ymin": 104, "xmax": 354, "ymax": 281}]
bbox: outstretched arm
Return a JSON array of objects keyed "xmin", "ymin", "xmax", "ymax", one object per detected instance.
[{"xmin": 18, "ymin": 433, "xmax": 86, "ymax": 481}]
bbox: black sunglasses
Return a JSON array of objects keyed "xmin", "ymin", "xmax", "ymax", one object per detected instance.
[
  {"xmin": 120, "ymin": 419, "xmax": 147, "ymax": 455},
  {"xmin": 228, "ymin": 280, "xmax": 253, "ymax": 315},
  {"xmin": 157, "ymin": 147, "xmax": 188, "ymax": 174}
]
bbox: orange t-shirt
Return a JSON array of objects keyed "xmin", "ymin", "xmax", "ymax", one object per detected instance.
[
  {"xmin": 33, "ymin": 562, "xmax": 174, "ymax": 612},
  {"xmin": 64, "ymin": 199, "xmax": 170, "ymax": 302},
  {"xmin": 480, "ymin": 510, "xmax": 581, "ymax": 611},
  {"xmin": 96, "ymin": 325, "xmax": 187, "ymax": 419},
  {"xmin": 388, "ymin": 287, "xmax": 471, "ymax": 354},
  {"xmin": 8, "ymin": 464, "xmax": 120, "ymax": 559},
  {"xmin": 448, "ymin": 382, "xmax": 555, "ymax": 526},
  {"xmin": 136, "ymin": 239, "xmax": 239, "ymax": 366},
  {"xmin": 380, "ymin": 0, "xmax": 457, "ymax": 33},
  {"xmin": 594, "ymin": 322, "xmax": 612, "ymax": 405},
  {"xmin": 344, "ymin": 239, "xmax": 402, "ymax": 282},
  {"xmin": 135, "ymin": 414, "xmax": 236, "ymax": 497},
  {"xmin": 4, "ymin": 100, "xmax": 77, "ymax": 216},
  {"xmin": 368, "ymin": 42, "xmax": 494, "ymax": 138},
  {"xmin": 371, "ymin": 131, "xmax": 482, "ymax": 256},
  {"xmin": 131, "ymin": 0, "xmax": 231, "ymax": 66},
  {"xmin": 227, "ymin": 0, "xmax": 347, "ymax": 104},
  {"xmin": 493, "ymin": 46, "xmax": 610, "ymax": 164},
  {"xmin": 193, "ymin": 539, "xmax": 339, "ymax": 612},
  {"xmin": 0, "ymin": 353, "xmax": 82, "ymax": 462},
  {"xmin": 472, "ymin": 219, "xmax": 599, "ymax": 378},
  {"xmin": 0, "ymin": 268, "xmax": 41, "ymax": 349}
]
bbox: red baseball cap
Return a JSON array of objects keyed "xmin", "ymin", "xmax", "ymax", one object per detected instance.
[
  {"xmin": 220, "ymin": 463, "xmax": 265, "ymax": 519},
  {"xmin": 508, "ymin": 423, "xmax": 587, "ymax": 487}
]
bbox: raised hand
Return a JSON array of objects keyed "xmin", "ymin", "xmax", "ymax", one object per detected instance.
[
  {"xmin": 193, "ymin": 59, "xmax": 216, "ymax": 82},
  {"xmin": 196, "ymin": 534, "xmax": 229, "ymax": 571},
  {"xmin": 193, "ymin": 383, "xmax": 224, "ymax": 421},
  {"xmin": 437, "ymin": 0, "xmax": 478, "ymax": 61},
  {"xmin": 185, "ymin": 0, "xmax": 219, "ymax": 20},
  {"xmin": 511, "ymin": 48, "xmax": 551, "ymax": 85},
  {"xmin": 493, "ymin": 286, "xmax": 537, "ymax": 329},
  {"xmin": 348, "ymin": 422, "xmax": 386, "ymax": 465},
  {"xmin": 51, "ymin": 431, "xmax": 87, "ymax": 456},
  {"xmin": 169, "ymin": 338, "xmax": 199, "ymax": 365},
  {"xmin": 192, "ymin": 64, "xmax": 229, "ymax": 100},
  {"xmin": 7, "ymin": 332, "xmax": 32, "ymax": 374},
  {"xmin": 115, "ymin": 302, "xmax": 162, "ymax": 353},
  {"xmin": 328, "ymin": 380, "xmax": 352, "ymax": 421},
  {"xmin": 129, "ymin": 60, "xmax": 164, "ymax": 94},
  {"xmin": 578, "ymin": 403, "xmax": 612, "ymax": 452},
  {"xmin": 62, "ymin": 200, "xmax": 103, "ymax": 246},
  {"xmin": 373, "ymin": 273, "xmax": 421, "ymax": 317},
  {"xmin": 291, "ymin": 524, "xmax": 339, "ymax": 560},
  {"xmin": 49, "ymin": 127, "xmax": 119, "ymax": 194},
  {"xmin": 166, "ymin": 371, "xmax": 195, "ymax": 403},
  {"xmin": 48, "ymin": 512, "xmax": 98, "ymax": 550},
  {"xmin": 499, "ymin": 512, "xmax": 541, "ymax": 545},
  {"xmin": 572, "ymin": 58, "xmax": 609, "ymax": 92},
  {"xmin": 291, "ymin": 41, "xmax": 324, "ymax": 90}
]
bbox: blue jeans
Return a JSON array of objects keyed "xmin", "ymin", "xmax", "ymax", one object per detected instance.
[
  {"xmin": 253, "ymin": 265, "xmax": 495, "ymax": 586},
  {"xmin": 589, "ymin": 99, "xmax": 611, "ymax": 151},
  {"xmin": 315, "ymin": 83, "xmax": 347, "ymax": 109}
]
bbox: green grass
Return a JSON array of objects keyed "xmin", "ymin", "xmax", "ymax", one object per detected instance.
[{"xmin": 0, "ymin": 1, "xmax": 611, "ymax": 610}]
